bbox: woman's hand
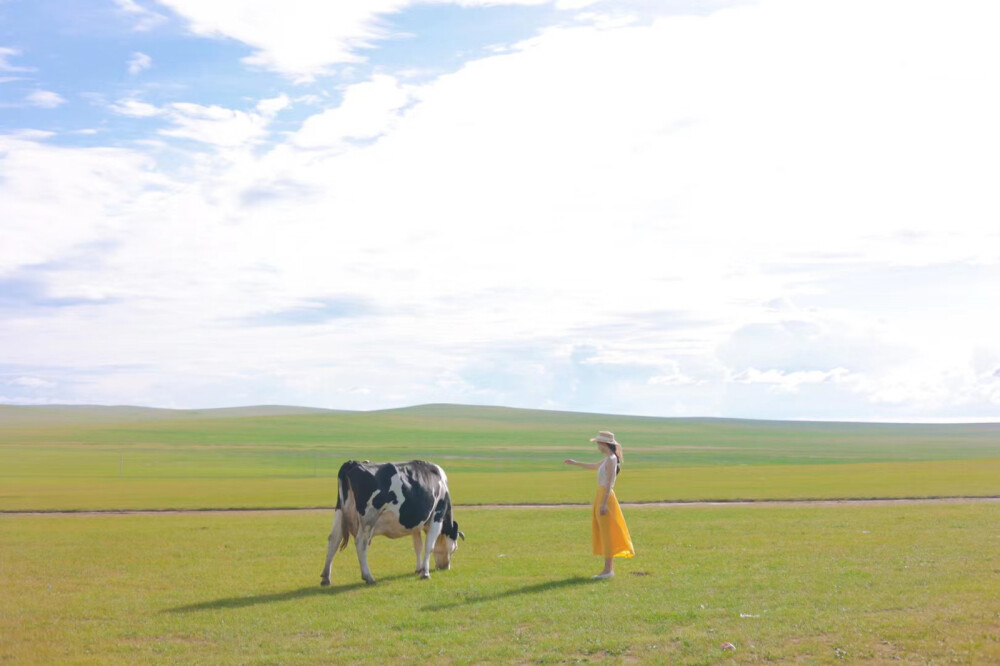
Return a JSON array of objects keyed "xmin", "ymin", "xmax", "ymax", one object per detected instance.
[
  {"xmin": 600, "ymin": 504, "xmax": 608, "ymax": 515},
  {"xmin": 564, "ymin": 459, "xmax": 576, "ymax": 465}
]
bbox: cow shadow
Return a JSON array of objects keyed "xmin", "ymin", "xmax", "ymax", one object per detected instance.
[
  {"xmin": 164, "ymin": 573, "xmax": 414, "ymax": 614},
  {"xmin": 423, "ymin": 576, "xmax": 600, "ymax": 612}
]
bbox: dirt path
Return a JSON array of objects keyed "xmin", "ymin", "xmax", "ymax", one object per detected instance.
[{"xmin": 3, "ymin": 496, "xmax": 999, "ymax": 517}]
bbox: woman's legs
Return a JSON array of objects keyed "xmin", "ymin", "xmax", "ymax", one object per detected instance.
[
  {"xmin": 594, "ymin": 511, "xmax": 614, "ymax": 575},
  {"xmin": 593, "ymin": 489, "xmax": 625, "ymax": 577}
]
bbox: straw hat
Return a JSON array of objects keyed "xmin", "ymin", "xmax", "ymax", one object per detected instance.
[{"xmin": 590, "ymin": 430, "xmax": 619, "ymax": 447}]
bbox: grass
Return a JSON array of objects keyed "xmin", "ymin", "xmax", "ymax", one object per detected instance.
[
  {"xmin": 3, "ymin": 458, "xmax": 999, "ymax": 512},
  {"xmin": 2, "ymin": 404, "xmax": 999, "ymax": 663},
  {"xmin": 2, "ymin": 404, "xmax": 999, "ymax": 510},
  {"xmin": 5, "ymin": 404, "xmax": 1000, "ymax": 468},
  {"xmin": 2, "ymin": 503, "xmax": 999, "ymax": 664}
]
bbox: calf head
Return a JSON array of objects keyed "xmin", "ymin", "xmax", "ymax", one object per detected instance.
[{"xmin": 433, "ymin": 520, "xmax": 466, "ymax": 570}]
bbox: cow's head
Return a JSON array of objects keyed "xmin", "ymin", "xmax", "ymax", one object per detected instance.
[{"xmin": 433, "ymin": 520, "xmax": 466, "ymax": 570}]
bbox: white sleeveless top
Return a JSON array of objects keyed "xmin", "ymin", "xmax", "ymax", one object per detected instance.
[{"xmin": 597, "ymin": 455, "xmax": 618, "ymax": 489}]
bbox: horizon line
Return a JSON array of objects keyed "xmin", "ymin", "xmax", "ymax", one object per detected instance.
[{"xmin": 3, "ymin": 401, "xmax": 1000, "ymax": 426}]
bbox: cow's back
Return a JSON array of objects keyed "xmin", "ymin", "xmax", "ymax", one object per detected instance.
[{"xmin": 337, "ymin": 460, "xmax": 448, "ymax": 530}]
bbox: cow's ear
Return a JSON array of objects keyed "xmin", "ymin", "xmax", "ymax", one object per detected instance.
[{"xmin": 454, "ymin": 522, "xmax": 465, "ymax": 541}]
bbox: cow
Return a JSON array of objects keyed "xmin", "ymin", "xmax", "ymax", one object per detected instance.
[{"xmin": 320, "ymin": 460, "xmax": 465, "ymax": 585}]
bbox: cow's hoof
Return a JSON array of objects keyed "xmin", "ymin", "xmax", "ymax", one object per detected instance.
[
  {"xmin": 320, "ymin": 579, "xmax": 330, "ymax": 587},
  {"xmin": 363, "ymin": 577, "xmax": 376, "ymax": 585},
  {"xmin": 420, "ymin": 571, "xmax": 431, "ymax": 580}
]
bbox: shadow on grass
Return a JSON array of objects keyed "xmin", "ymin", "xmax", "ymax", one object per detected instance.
[
  {"xmin": 424, "ymin": 576, "xmax": 600, "ymax": 611},
  {"xmin": 165, "ymin": 573, "xmax": 414, "ymax": 613}
]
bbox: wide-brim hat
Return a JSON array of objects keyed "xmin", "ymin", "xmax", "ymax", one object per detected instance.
[{"xmin": 590, "ymin": 430, "xmax": 619, "ymax": 447}]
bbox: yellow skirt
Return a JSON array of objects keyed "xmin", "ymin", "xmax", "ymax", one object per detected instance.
[{"xmin": 592, "ymin": 488, "xmax": 635, "ymax": 559}]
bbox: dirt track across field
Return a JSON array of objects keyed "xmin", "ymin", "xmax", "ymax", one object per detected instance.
[{"xmin": 3, "ymin": 496, "xmax": 999, "ymax": 517}]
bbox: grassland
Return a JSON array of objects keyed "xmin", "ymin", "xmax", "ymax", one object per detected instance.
[
  {"xmin": 3, "ymin": 503, "xmax": 999, "ymax": 664},
  {"xmin": 2, "ymin": 404, "xmax": 999, "ymax": 664},
  {"xmin": 2, "ymin": 404, "xmax": 999, "ymax": 510}
]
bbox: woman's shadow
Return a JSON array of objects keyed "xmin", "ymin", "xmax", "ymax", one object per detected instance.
[{"xmin": 422, "ymin": 576, "xmax": 600, "ymax": 612}]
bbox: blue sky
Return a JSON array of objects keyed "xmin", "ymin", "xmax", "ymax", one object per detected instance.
[{"xmin": 2, "ymin": 0, "xmax": 1000, "ymax": 420}]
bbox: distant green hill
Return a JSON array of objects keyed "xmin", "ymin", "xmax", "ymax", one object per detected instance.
[
  {"xmin": 2, "ymin": 403, "xmax": 999, "ymax": 510},
  {"xmin": 2, "ymin": 402, "xmax": 999, "ymax": 467},
  {"xmin": 0, "ymin": 404, "xmax": 343, "ymax": 426}
]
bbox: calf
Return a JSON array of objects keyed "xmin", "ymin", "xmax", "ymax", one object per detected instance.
[{"xmin": 320, "ymin": 460, "xmax": 464, "ymax": 585}]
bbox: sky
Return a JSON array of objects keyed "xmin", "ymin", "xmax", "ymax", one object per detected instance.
[{"xmin": 2, "ymin": 0, "xmax": 1000, "ymax": 421}]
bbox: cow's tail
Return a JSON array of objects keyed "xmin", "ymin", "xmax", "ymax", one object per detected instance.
[
  {"xmin": 333, "ymin": 511, "xmax": 350, "ymax": 553},
  {"xmin": 334, "ymin": 462, "xmax": 356, "ymax": 552}
]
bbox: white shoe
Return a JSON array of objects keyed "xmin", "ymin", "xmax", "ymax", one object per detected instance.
[{"xmin": 593, "ymin": 572, "xmax": 614, "ymax": 579}]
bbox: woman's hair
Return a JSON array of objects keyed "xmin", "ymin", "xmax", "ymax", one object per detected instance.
[{"xmin": 602, "ymin": 442, "xmax": 623, "ymax": 475}]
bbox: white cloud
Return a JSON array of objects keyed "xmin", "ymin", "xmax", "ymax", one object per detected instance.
[
  {"xmin": 0, "ymin": 46, "xmax": 34, "ymax": 72},
  {"xmin": 7, "ymin": 129, "xmax": 55, "ymax": 141},
  {"xmin": 293, "ymin": 75, "xmax": 413, "ymax": 148},
  {"xmin": 25, "ymin": 90, "xmax": 66, "ymax": 108},
  {"xmin": 114, "ymin": 0, "xmax": 168, "ymax": 31},
  {"xmin": 256, "ymin": 94, "xmax": 291, "ymax": 117},
  {"xmin": 0, "ymin": 133, "xmax": 167, "ymax": 276},
  {"xmin": 160, "ymin": 102, "xmax": 271, "ymax": 146},
  {"xmin": 555, "ymin": 0, "xmax": 601, "ymax": 8},
  {"xmin": 154, "ymin": 0, "xmax": 410, "ymax": 81},
  {"xmin": 649, "ymin": 362, "xmax": 701, "ymax": 387},
  {"xmin": 154, "ymin": 0, "xmax": 572, "ymax": 81},
  {"xmin": 110, "ymin": 98, "xmax": 162, "ymax": 117},
  {"xmin": 730, "ymin": 367, "xmax": 851, "ymax": 394},
  {"xmin": 127, "ymin": 51, "xmax": 153, "ymax": 75},
  {"xmin": 9, "ymin": 377, "xmax": 57, "ymax": 389},
  {"xmin": 4, "ymin": 0, "xmax": 1000, "ymax": 418},
  {"xmin": 132, "ymin": 94, "xmax": 291, "ymax": 148}
]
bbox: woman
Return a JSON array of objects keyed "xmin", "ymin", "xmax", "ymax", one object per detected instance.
[{"xmin": 564, "ymin": 430, "xmax": 635, "ymax": 578}]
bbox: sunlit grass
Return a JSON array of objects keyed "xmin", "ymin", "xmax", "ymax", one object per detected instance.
[
  {"xmin": 2, "ymin": 458, "xmax": 998, "ymax": 512},
  {"xmin": 3, "ymin": 406, "xmax": 998, "ymax": 663},
  {"xmin": 2, "ymin": 504, "xmax": 998, "ymax": 664},
  {"xmin": 3, "ymin": 405, "xmax": 999, "ymax": 510}
]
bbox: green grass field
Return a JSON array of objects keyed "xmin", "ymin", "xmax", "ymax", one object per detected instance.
[
  {"xmin": 3, "ymin": 504, "xmax": 999, "ymax": 664},
  {"xmin": 2, "ymin": 404, "xmax": 999, "ymax": 663},
  {"xmin": 2, "ymin": 404, "xmax": 999, "ymax": 510}
]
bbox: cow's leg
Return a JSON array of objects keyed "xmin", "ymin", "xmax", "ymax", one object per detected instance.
[
  {"xmin": 355, "ymin": 525, "xmax": 376, "ymax": 584},
  {"xmin": 418, "ymin": 521, "xmax": 444, "ymax": 579},
  {"xmin": 320, "ymin": 510, "xmax": 344, "ymax": 586},
  {"xmin": 412, "ymin": 531, "xmax": 424, "ymax": 574}
]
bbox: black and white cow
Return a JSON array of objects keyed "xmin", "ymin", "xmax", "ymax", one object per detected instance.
[{"xmin": 320, "ymin": 460, "xmax": 465, "ymax": 585}]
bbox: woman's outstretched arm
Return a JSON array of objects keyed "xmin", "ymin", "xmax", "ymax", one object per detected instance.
[{"xmin": 564, "ymin": 459, "xmax": 601, "ymax": 470}]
